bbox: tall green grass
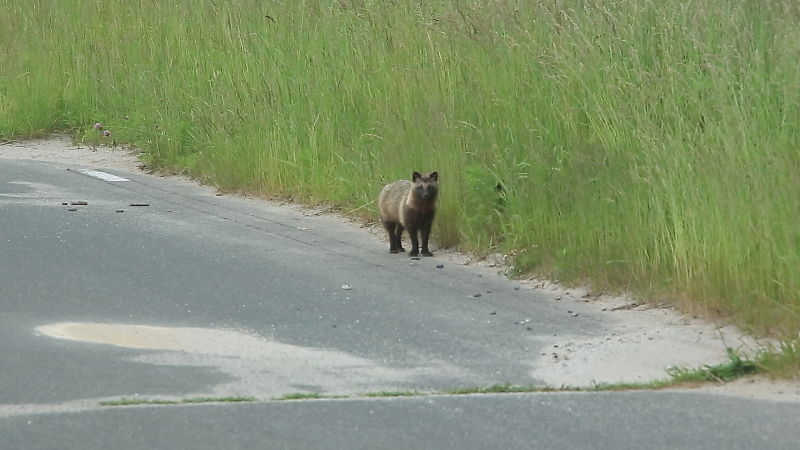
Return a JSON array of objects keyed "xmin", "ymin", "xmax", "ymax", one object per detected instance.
[{"xmin": 2, "ymin": 0, "xmax": 799, "ymax": 342}]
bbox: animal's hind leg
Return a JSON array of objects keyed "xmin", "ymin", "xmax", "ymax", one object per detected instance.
[
  {"xmin": 382, "ymin": 221, "xmax": 398, "ymax": 253},
  {"xmin": 383, "ymin": 221, "xmax": 405, "ymax": 253},
  {"xmin": 393, "ymin": 223, "xmax": 406, "ymax": 253}
]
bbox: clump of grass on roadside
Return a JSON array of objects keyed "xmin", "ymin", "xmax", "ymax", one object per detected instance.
[
  {"xmin": 274, "ymin": 392, "xmax": 324, "ymax": 401},
  {"xmin": 1, "ymin": 0, "xmax": 799, "ymax": 352},
  {"xmin": 99, "ymin": 398, "xmax": 178, "ymax": 407},
  {"xmin": 363, "ymin": 391, "xmax": 423, "ymax": 398},
  {"xmin": 749, "ymin": 340, "xmax": 800, "ymax": 378},
  {"xmin": 447, "ymin": 383, "xmax": 558, "ymax": 395},
  {"xmin": 669, "ymin": 342, "xmax": 800, "ymax": 381},
  {"xmin": 668, "ymin": 348, "xmax": 761, "ymax": 383}
]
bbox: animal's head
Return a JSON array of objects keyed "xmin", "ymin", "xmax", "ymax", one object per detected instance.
[{"xmin": 412, "ymin": 171, "xmax": 439, "ymax": 200}]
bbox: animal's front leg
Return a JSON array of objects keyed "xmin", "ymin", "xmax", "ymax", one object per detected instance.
[
  {"xmin": 407, "ymin": 226, "xmax": 420, "ymax": 257},
  {"xmin": 420, "ymin": 225, "xmax": 433, "ymax": 257}
]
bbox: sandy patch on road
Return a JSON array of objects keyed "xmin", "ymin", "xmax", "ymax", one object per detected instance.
[
  {"xmin": 11, "ymin": 137, "xmax": 800, "ymax": 402},
  {"xmin": 525, "ymin": 302, "xmax": 756, "ymax": 387},
  {"xmin": 36, "ymin": 323, "xmax": 458, "ymax": 399},
  {"xmin": 442, "ymin": 253, "xmax": 800, "ymax": 400}
]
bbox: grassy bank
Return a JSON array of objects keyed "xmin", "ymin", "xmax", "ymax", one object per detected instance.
[{"xmin": 1, "ymin": 0, "xmax": 799, "ymax": 349}]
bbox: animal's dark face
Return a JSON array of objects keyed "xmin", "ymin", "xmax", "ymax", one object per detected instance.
[{"xmin": 412, "ymin": 171, "xmax": 439, "ymax": 200}]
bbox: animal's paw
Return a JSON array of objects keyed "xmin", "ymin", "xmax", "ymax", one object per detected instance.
[
  {"xmin": 408, "ymin": 251, "xmax": 419, "ymax": 257},
  {"xmin": 421, "ymin": 251, "xmax": 434, "ymax": 257},
  {"xmin": 398, "ymin": 247, "xmax": 406, "ymax": 252}
]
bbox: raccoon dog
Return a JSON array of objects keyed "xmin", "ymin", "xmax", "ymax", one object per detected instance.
[{"xmin": 378, "ymin": 171, "xmax": 439, "ymax": 257}]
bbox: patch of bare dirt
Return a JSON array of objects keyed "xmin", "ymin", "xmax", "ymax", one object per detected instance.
[{"xmin": 0, "ymin": 135, "xmax": 142, "ymax": 173}]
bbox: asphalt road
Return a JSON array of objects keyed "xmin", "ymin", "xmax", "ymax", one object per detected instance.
[{"xmin": 1, "ymin": 157, "xmax": 799, "ymax": 449}]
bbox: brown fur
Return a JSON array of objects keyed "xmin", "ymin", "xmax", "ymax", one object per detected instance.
[{"xmin": 377, "ymin": 171, "xmax": 439, "ymax": 257}]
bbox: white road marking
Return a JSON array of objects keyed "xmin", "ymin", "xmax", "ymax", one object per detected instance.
[{"xmin": 77, "ymin": 169, "xmax": 130, "ymax": 182}]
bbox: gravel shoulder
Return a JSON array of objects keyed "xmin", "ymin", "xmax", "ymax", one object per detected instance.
[{"xmin": 3, "ymin": 135, "xmax": 799, "ymax": 403}]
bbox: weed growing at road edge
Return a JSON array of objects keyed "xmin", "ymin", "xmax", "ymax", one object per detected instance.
[
  {"xmin": 274, "ymin": 393, "xmax": 325, "ymax": 401},
  {"xmin": 363, "ymin": 391, "xmax": 424, "ymax": 398},
  {"xmin": 753, "ymin": 340, "xmax": 800, "ymax": 378},
  {"xmin": 99, "ymin": 396, "xmax": 257, "ymax": 407},
  {"xmin": 668, "ymin": 348, "xmax": 760, "ymax": 382}
]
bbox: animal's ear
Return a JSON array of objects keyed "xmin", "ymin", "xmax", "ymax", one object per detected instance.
[
  {"xmin": 428, "ymin": 171, "xmax": 438, "ymax": 181},
  {"xmin": 412, "ymin": 171, "xmax": 422, "ymax": 181}
]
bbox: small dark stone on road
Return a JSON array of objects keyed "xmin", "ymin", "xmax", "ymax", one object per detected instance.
[
  {"xmin": 489, "ymin": 311, "xmax": 496, "ymax": 315},
  {"xmin": 411, "ymin": 257, "xmax": 421, "ymax": 260},
  {"xmin": 514, "ymin": 286, "xmax": 520, "ymax": 290},
  {"xmin": 61, "ymin": 202, "xmax": 68, "ymax": 205},
  {"xmin": 436, "ymin": 264, "xmax": 444, "ymax": 268},
  {"xmin": 473, "ymin": 294, "xmax": 482, "ymax": 298},
  {"xmin": 116, "ymin": 210, "xmax": 124, "ymax": 213},
  {"xmin": 68, "ymin": 208, "xmax": 78, "ymax": 212},
  {"xmin": 129, "ymin": 203, "xmax": 149, "ymax": 207},
  {"xmin": 70, "ymin": 201, "xmax": 88, "ymax": 206}
]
